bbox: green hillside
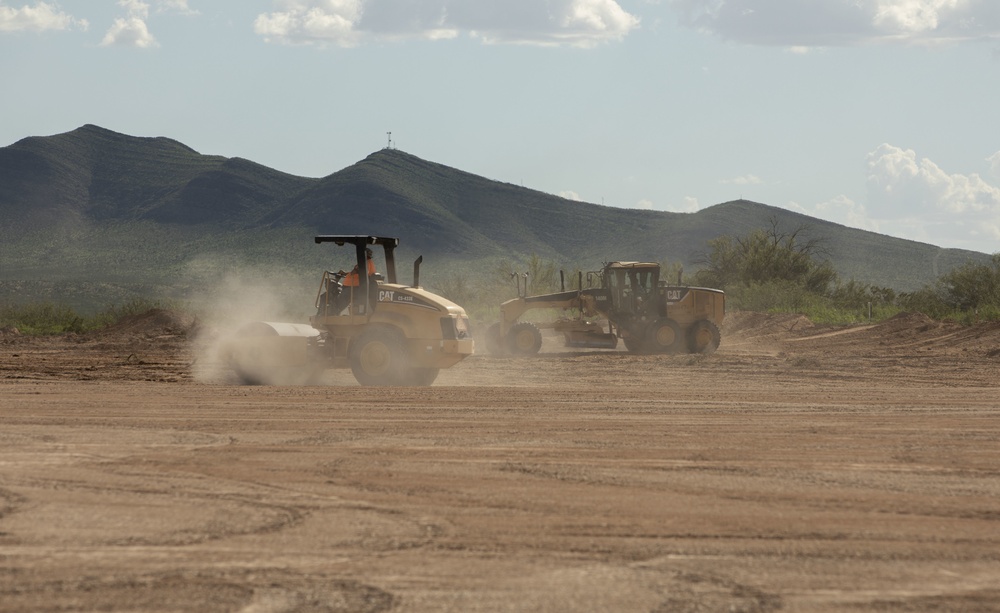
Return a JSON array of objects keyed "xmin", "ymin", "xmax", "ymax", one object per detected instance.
[{"xmin": 0, "ymin": 125, "xmax": 991, "ymax": 312}]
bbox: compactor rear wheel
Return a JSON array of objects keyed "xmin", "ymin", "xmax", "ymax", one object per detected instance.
[
  {"xmin": 507, "ymin": 322, "xmax": 543, "ymax": 355},
  {"xmin": 687, "ymin": 320, "xmax": 721, "ymax": 354},
  {"xmin": 646, "ymin": 319, "xmax": 682, "ymax": 354},
  {"xmin": 349, "ymin": 327, "xmax": 409, "ymax": 386}
]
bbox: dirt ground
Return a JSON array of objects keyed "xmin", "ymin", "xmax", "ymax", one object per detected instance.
[{"xmin": 2, "ymin": 310, "xmax": 1000, "ymax": 612}]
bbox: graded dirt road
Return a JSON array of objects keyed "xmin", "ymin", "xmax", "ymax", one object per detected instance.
[{"xmin": 2, "ymin": 311, "xmax": 999, "ymax": 612}]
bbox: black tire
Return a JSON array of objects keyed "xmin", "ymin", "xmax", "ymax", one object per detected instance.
[
  {"xmin": 233, "ymin": 365, "xmax": 265, "ymax": 386},
  {"xmin": 229, "ymin": 346, "xmax": 268, "ymax": 385},
  {"xmin": 506, "ymin": 322, "xmax": 543, "ymax": 356},
  {"xmin": 484, "ymin": 322, "xmax": 505, "ymax": 355},
  {"xmin": 646, "ymin": 319, "xmax": 682, "ymax": 354},
  {"xmin": 349, "ymin": 327, "xmax": 409, "ymax": 386},
  {"xmin": 406, "ymin": 367, "xmax": 440, "ymax": 386},
  {"xmin": 687, "ymin": 320, "xmax": 721, "ymax": 354},
  {"xmin": 622, "ymin": 337, "xmax": 644, "ymax": 354}
]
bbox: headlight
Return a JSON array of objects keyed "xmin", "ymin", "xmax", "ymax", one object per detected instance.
[{"xmin": 440, "ymin": 316, "xmax": 472, "ymax": 340}]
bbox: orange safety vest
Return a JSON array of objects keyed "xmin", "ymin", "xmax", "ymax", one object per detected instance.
[{"xmin": 343, "ymin": 258, "xmax": 377, "ymax": 286}]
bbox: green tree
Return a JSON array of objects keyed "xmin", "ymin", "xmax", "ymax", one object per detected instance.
[
  {"xmin": 496, "ymin": 254, "xmax": 560, "ymax": 295},
  {"xmin": 658, "ymin": 259, "xmax": 686, "ymax": 285},
  {"xmin": 695, "ymin": 219, "xmax": 836, "ymax": 294},
  {"xmin": 938, "ymin": 254, "xmax": 1000, "ymax": 311}
]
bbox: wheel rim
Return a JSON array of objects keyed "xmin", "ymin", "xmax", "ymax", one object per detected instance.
[
  {"xmin": 653, "ymin": 324, "xmax": 676, "ymax": 347},
  {"xmin": 513, "ymin": 330, "xmax": 535, "ymax": 352},
  {"xmin": 693, "ymin": 326, "xmax": 712, "ymax": 350},
  {"xmin": 359, "ymin": 340, "xmax": 391, "ymax": 375}
]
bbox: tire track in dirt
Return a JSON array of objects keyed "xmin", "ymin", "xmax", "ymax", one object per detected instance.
[
  {"xmin": 0, "ymin": 569, "xmax": 397, "ymax": 613},
  {"xmin": 3, "ymin": 310, "xmax": 1000, "ymax": 611}
]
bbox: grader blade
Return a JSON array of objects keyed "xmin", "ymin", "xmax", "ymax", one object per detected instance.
[{"xmin": 564, "ymin": 330, "xmax": 618, "ymax": 349}]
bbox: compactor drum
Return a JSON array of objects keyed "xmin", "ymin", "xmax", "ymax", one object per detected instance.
[
  {"xmin": 223, "ymin": 235, "xmax": 474, "ymax": 386},
  {"xmin": 487, "ymin": 262, "xmax": 724, "ymax": 356}
]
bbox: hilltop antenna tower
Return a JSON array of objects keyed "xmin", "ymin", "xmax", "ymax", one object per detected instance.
[{"xmin": 386, "ymin": 131, "xmax": 393, "ymax": 150}]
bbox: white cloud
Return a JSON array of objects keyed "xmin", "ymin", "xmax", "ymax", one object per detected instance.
[
  {"xmin": 98, "ymin": 0, "xmax": 197, "ymax": 48},
  {"xmin": 667, "ymin": 0, "xmax": 1000, "ymax": 48},
  {"xmin": 255, "ymin": 0, "xmax": 363, "ymax": 47},
  {"xmin": 560, "ymin": 190, "xmax": 582, "ymax": 201},
  {"xmin": 255, "ymin": 0, "xmax": 639, "ymax": 47},
  {"xmin": 101, "ymin": 1, "xmax": 157, "ymax": 48},
  {"xmin": 785, "ymin": 146, "xmax": 1000, "ymax": 252},
  {"xmin": 636, "ymin": 198, "xmax": 654, "ymax": 209},
  {"xmin": 866, "ymin": 143, "xmax": 1000, "ymax": 214},
  {"xmin": 719, "ymin": 174, "xmax": 763, "ymax": 186},
  {"xmin": 793, "ymin": 195, "xmax": 881, "ymax": 233},
  {"xmin": 158, "ymin": 0, "xmax": 198, "ymax": 15},
  {"xmin": 861, "ymin": 144, "xmax": 1000, "ymax": 250},
  {"xmin": 0, "ymin": 1, "xmax": 88, "ymax": 32},
  {"xmin": 988, "ymin": 151, "xmax": 1000, "ymax": 178},
  {"xmin": 661, "ymin": 196, "xmax": 701, "ymax": 213},
  {"xmin": 118, "ymin": 0, "xmax": 150, "ymax": 20},
  {"xmin": 100, "ymin": 15, "xmax": 157, "ymax": 47}
]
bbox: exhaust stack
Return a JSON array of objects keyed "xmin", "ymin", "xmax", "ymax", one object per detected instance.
[{"xmin": 413, "ymin": 255, "xmax": 423, "ymax": 288}]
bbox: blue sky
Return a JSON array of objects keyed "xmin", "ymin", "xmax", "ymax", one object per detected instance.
[{"xmin": 2, "ymin": 0, "xmax": 999, "ymax": 254}]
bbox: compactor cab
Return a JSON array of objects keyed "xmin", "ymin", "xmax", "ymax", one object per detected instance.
[
  {"xmin": 225, "ymin": 235, "xmax": 474, "ymax": 387},
  {"xmin": 313, "ymin": 235, "xmax": 398, "ymax": 319}
]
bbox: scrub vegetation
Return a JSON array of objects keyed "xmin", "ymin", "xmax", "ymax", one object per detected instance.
[
  {"xmin": 0, "ymin": 298, "xmax": 171, "ymax": 335},
  {"xmin": 690, "ymin": 221, "xmax": 1000, "ymax": 324},
  {"xmin": 7, "ymin": 214, "xmax": 999, "ymax": 335}
]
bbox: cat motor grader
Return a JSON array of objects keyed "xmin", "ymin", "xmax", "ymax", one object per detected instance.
[
  {"xmin": 224, "ymin": 235, "xmax": 474, "ymax": 386},
  {"xmin": 485, "ymin": 261, "xmax": 724, "ymax": 356}
]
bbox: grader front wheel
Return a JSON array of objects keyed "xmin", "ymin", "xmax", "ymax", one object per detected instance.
[
  {"xmin": 507, "ymin": 322, "xmax": 543, "ymax": 355},
  {"xmin": 646, "ymin": 319, "xmax": 682, "ymax": 354}
]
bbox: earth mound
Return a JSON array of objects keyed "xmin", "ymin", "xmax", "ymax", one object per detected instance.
[
  {"xmin": 722, "ymin": 311, "xmax": 814, "ymax": 343},
  {"xmin": 96, "ymin": 308, "xmax": 198, "ymax": 339}
]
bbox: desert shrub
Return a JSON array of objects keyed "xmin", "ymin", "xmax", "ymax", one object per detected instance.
[
  {"xmin": 0, "ymin": 302, "xmax": 86, "ymax": 334},
  {"xmin": 828, "ymin": 279, "xmax": 895, "ymax": 311},
  {"xmin": 0, "ymin": 297, "xmax": 176, "ymax": 335},
  {"xmin": 938, "ymin": 254, "xmax": 1000, "ymax": 312},
  {"xmin": 90, "ymin": 297, "xmax": 171, "ymax": 328},
  {"xmin": 896, "ymin": 286, "xmax": 951, "ymax": 319},
  {"xmin": 659, "ymin": 260, "xmax": 686, "ymax": 286},
  {"xmin": 495, "ymin": 254, "xmax": 561, "ymax": 295},
  {"xmin": 970, "ymin": 304, "xmax": 1000, "ymax": 323},
  {"xmin": 724, "ymin": 280, "xmax": 822, "ymax": 313}
]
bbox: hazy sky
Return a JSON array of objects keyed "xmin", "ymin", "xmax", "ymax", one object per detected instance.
[{"xmin": 2, "ymin": 1, "xmax": 999, "ymax": 254}]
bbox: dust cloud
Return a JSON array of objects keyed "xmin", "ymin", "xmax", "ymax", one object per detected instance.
[{"xmin": 184, "ymin": 262, "xmax": 320, "ymax": 385}]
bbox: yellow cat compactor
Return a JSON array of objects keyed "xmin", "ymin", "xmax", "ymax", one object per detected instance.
[
  {"xmin": 486, "ymin": 261, "xmax": 724, "ymax": 356},
  {"xmin": 226, "ymin": 235, "xmax": 474, "ymax": 386}
]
